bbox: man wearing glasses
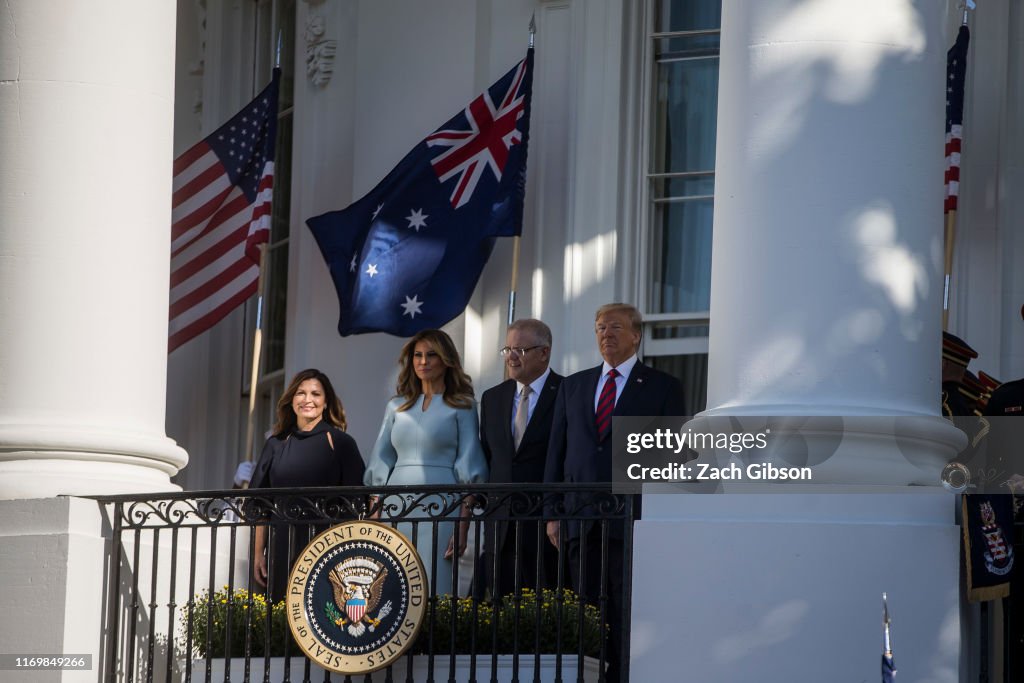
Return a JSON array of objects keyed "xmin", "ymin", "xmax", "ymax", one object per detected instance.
[{"xmin": 478, "ymin": 318, "xmax": 563, "ymax": 599}]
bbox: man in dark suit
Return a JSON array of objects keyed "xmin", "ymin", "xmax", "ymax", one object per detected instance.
[
  {"xmin": 544, "ymin": 303, "xmax": 686, "ymax": 683},
  {"xmin": 478, "ymin": 318, "xmax": 562, "ymax": 599}
]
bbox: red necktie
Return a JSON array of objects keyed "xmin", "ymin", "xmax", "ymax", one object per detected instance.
[{"xmin": 595, "ymin": 368, "xmax": 619, "ymax": 441}]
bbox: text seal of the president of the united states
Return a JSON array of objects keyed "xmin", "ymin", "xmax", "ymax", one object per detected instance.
[{"xmin": 286, "ymin": 520, "xmax": 427, "ymax": 674}]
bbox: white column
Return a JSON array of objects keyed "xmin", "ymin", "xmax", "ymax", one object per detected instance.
[
  {"xmin": 0, "ymin": 0, "xmax": 187, "ymax": 499},
  {"xmin": 708, "ymin": 0, "xmax": 949, "ymax": 421},
  {"xmin": 632, "ymin": 2, "xmax": 964, "ymax": 680}
]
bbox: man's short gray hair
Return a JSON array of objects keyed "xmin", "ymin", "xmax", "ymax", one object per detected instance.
[{"xmin": 508, "ymin": 318, "xmax": 553, "ymax": 347}]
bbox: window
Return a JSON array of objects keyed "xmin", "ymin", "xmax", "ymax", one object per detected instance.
[{"xmin": 639, "ymin": 0, "xmax": 721, "ymax": 414}]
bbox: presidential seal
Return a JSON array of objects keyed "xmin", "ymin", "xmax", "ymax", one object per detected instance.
[{"xmin": 286, "ymin": 521, "xmax": 427, "ymax": 674}]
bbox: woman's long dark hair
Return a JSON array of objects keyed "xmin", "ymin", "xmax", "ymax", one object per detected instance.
[
  {"xmin": 395, "ymin": 329, "xmax": 474, "ymax": 412},
  {"xmin": 273, "ymin": 369, "xmax": 347, "ymax": 436}
]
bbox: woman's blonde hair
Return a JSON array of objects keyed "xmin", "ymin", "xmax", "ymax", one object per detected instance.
[{"xmin": 395, "ymin": 329, "xmax": 474, "ymax": 411}]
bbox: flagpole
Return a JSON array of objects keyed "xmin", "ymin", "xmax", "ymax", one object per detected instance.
[
  {"xmin": 882, "ymin": 593, "xmax": 893, "ymax": 657},
  {"xmin": 962, "ymin": 0, "xmax": 976, "ymax": 25},
  {"xmin": 882, "ymin": 593, "xmax": 896, "ymax": 683},
  {"xmin": 943, "ymin": 210, "xmax": 955, "ymax": 331},
  {"xmin": 943, "ymin": 3, "xmax": 973, "ymax": 331},
  {"xmin": 508, "ymin": 240, "xmax": 521, "ymax": 328},
  {"xmin": 243, "ymin": 246, "xmax": 268, "ymax": 477},
  {"xmin": 242, "ymin": 31, "xmax": 282, "ymax": 478},
  {"xmin": 506, "ymin": 16, "xmax": 536, "ymax": 330}
]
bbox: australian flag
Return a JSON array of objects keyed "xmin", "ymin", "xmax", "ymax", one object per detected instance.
[{"xmin": 307, "ymin": 49, "xmax": 534, "ymax": 337}]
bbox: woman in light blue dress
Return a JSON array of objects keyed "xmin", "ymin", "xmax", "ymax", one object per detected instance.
[{"xmin": 365, "ymin": 329, "xmax": 488, "ymax": 595}]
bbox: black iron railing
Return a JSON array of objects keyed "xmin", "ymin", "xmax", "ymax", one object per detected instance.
[{"xmin": 93, "ymin": 484, "xmax": 635, "ymax": 683}]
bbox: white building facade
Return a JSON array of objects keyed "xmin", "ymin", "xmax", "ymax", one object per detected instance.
[
  {"xmin": 166, "ymin": 0, "xmax": 1024, "ymax": 485},
  {"xmin": 2, "ymin": 0, "xmax": 1024, "ymax": 680}
]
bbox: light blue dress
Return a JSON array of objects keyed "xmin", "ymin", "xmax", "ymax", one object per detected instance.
[{"xmin": 365, "ymin": 395, "xmax": 488, "ymax": 595}]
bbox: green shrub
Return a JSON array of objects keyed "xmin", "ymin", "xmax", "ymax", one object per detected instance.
[
  {"xmin": 183, "ymin": 587, "xmax": 604, "ymax": 659},
  {"xmin": 496, "ymin": 588, "xmax": 605, "ymax": 656},
  {"xmin": 417, "ymin": 588, "xmax": 604, "ymax": 657},
  {"xmin": 180, "ymin": 587, "xmax": 288, "ymax": 659},
  {"xmin": 413, "ymin": 595, "xmax": 495, "ymax": 655}
]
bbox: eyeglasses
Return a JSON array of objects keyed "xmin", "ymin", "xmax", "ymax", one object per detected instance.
[{"xmin": 500, "ymin": 345, "xmax": 544, "ymax": 358}]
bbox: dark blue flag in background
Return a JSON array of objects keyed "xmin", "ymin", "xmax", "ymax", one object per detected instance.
[
  {"xmin": 882, "ymin": 652, "xmax": 896, "ymax": 683},
  {"xmin": 307, "ymin": 49, "xmax": 534, "ymax": 337},
  {"xmin": 962, "ymin": 493, "xmax": 1015, "ymax": 601}
]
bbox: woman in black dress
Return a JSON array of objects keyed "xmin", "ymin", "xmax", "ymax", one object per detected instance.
[{"xmin": 250, "ymin": 368, "xmax": 364, "ymax": 602}]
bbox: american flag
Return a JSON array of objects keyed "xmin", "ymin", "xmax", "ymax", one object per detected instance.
[
  {"xmin": 944, "ymin": 25, "xmax": 969, "ymax": 214},
  {"xmin": 168, "ymin": 70, "xmax": 280, "ymax": 352}
]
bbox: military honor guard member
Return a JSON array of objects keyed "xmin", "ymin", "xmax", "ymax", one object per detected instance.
[{"xmin": 942, "ymin": 331, "xmax": 979, "ymax": 418}]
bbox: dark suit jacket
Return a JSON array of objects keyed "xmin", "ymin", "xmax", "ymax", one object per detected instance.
[
  {"xmin": 985, "ymin": 379, "xmax": 1024, "ymax": 417},
  {"xmin": 980, "ymin": 379, "xmax": 1024, "ymax": 477},
  {"xmin": 544, "ymin": 361, "xmax": 686, "ymax": 539},
  {"xmin": 480, "ymin": 370, "xmax": 563, "ymax": 554}
]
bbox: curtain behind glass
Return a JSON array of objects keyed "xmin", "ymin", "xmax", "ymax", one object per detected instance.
[{"xmin": 647, "ymin": 353, "xmax": 709, "ymax": 414}]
